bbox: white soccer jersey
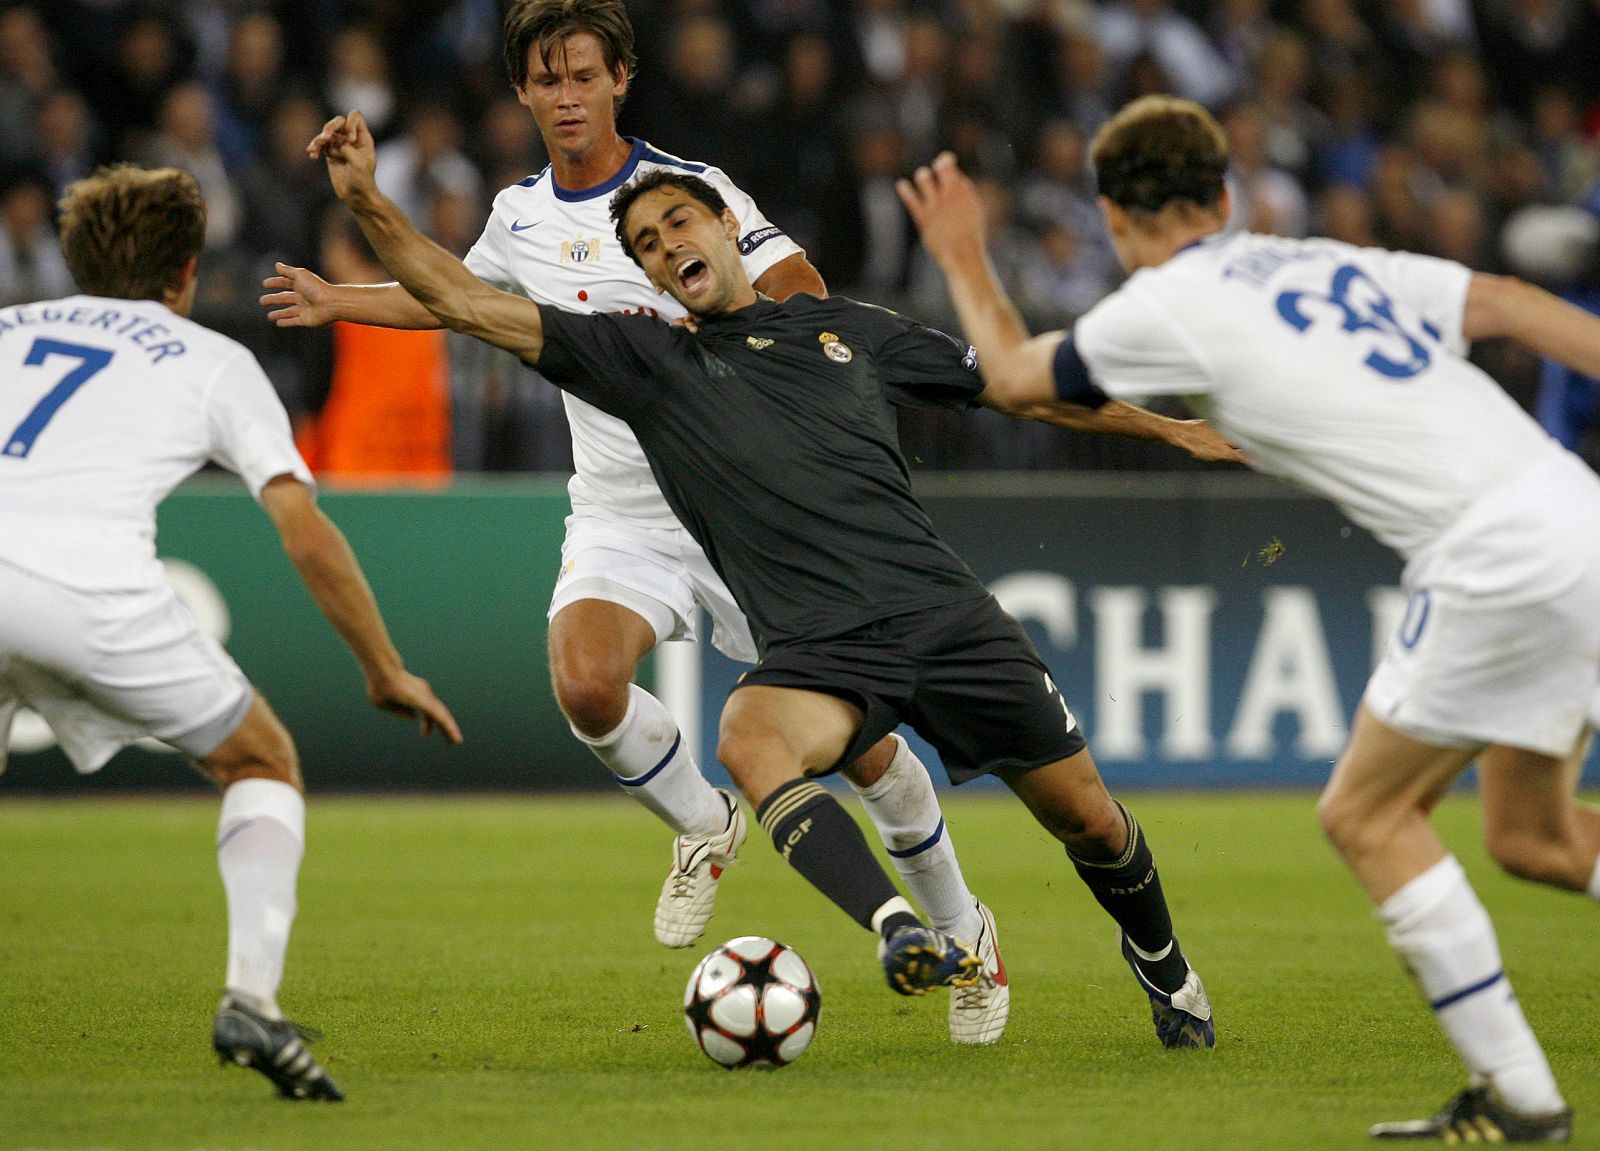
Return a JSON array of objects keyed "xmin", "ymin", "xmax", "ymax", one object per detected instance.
[
  {"xmin": 1062, "ymin": 232, "xmax": 1555, "ymax": 559},
  {"xmin": 0, "ymin": 294, "xmax": 312, "ymax": 592},
  {"xmin": 464, "ymin": 138, "xmax": 804, "ymax": 528}
]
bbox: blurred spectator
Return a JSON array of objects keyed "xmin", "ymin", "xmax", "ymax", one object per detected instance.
[
  {"xmin": 1015, "ymin": 219, "xmax": 1108, "ymax": 319},
  {"xmin": 0, "ymin": 4, "xmax": 58, "ymax": 168},
  {"xmin": 474, "ymin": 95, "xmax": 546, "ymax": 191},
  {"xmin": 1252, "ymin": 30, "xmax": 1326, "ymax": 186},
  {"xmin": 630, "ymin": 14, "xmax": 753, "ymax": 179},
  {"xmin": 1095, "ymin": 0, "xmax": 1233, "ymax": 109},
  {"xmin": 32, "ymin": 87, "xmax": 99, "ymax": 200},
  {"xmin": 238, "ymin": 95, "xmax": 337, "ymax": 269},
  {"xmin": 323, "ymin": 25, "xmax": 396, "ymax": 139},
  {"xmin": 1015, "ymin": 118, "xmax": 1115, "ymax": 283},
  {"xmin": 0, "ymin": 168, "xmax": 74, "ymax": 306},
  {"xmin": 1370, "ymin": 143, "xmax": 1428, "ymax": 249},
  {"xmin": 1313, "ymin": 71, "xmax": 1380, "ymax": 189},
  {"xmin": 1314, "ymin": 183, "xmax": 1378, "ymax": 245},
  {"xmin": 374, "ymin": 99, "xmax": 482, "ymax": 226},
  {"xmin": 1049, "ymin": 25, "xmax": 1116, "ymax": 139},
  {"xmin": 1529, "ymin": 85, "xmax": 1599, "ymax": 203},
  {"xmin": 89, "ymin": 10, "xmax": 194, "ymax": 159},
  {"xmin": 212, "ymin": 10, "xmax": 286, "ymax": 173},
  {"xmin": 1475, "ymin": 0, "xmax": 1600, "ymax": 118},
  {"xmin": 297, "ymin": 210, "xmax": 452, "ymax": 483},
  {"xmin": 750, "ymin": 31, "xmax": 847, "ymax": 260},
  {"xmin": 147, "ymin": 80, "xmax": 241, "ymax": 250},
  {"xmin": 1224, "ymin": 101, "xmax": 1309, "ymax": 236},
  {"xmin": 1423, "ymin": 185, "xmax": 1489, "ymax": 265},
  {"xmin": 815, "ymin": 117, "xmax": 913, "ymax": 295}
]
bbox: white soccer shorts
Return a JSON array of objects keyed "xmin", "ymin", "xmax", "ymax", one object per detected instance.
[
  {"xmin": 1364, "ymin": 450, "xmax": 1600, "ymax": 757},
  {"xmin": 547, "ymin": 512, "xmax": 758, "ymax": 664},
  {"xmin": 0, "ymin": 559, "xmax": 253, "ymax": 774}
]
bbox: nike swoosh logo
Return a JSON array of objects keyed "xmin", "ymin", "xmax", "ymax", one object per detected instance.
[{"xmin": 510, "ymin": 219, "xmax": 541, "ymax": 232}]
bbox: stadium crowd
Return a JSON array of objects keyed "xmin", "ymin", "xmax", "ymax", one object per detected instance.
[{"xmin": 2, "ymin": 0, "xmax": 1599, "ymax": 472}]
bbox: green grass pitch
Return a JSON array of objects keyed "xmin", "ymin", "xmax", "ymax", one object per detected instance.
[{"xmin": 2, "ymin": 791, "xmax": 1596, "ymax": 1150}]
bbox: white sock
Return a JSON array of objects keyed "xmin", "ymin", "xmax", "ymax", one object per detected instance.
[
  {"xmin": 217, "ymin": 778, "xmax": 305, "ymax": 1020},
  {"xmin": 1380, "ymin": 856, "xmax": 1565, "ymax": 1115},
  {"xmin": 575, "ymin": 683, "xmax": 727, "ymax": 837},
  {"xmin": 849, "ymin": 735, "xmax": 982, "ymax": 943},
  {"xmin": 1587, "ymin": 853, "xmax": 1600, "ymax": 902}
]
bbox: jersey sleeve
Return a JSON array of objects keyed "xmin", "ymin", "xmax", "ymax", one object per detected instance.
[
  {"xmin": 869, "ymin": 306, "xmax": 985, "ymax": 410},
  {"xmin": 699, "ymin": 164, "xmax": 806, "ymax": 284},
  {"xmin": 1355, "ymin": 246, "xmax": 1472, "ymax": 355},
  {"xmin": 463, "ymin": 189, "xmax": 527, "ymax": 297},
  {"xmin": 534, "ymin": 306, "xmax": 665, "ymax": 419},
  {"xmin": 1068, "ymin": 286, "xmax": 1210, "ymax": 400},
  {"xmin": 203, "ymin": 349, "xmax": 315, "ymax": 497}
]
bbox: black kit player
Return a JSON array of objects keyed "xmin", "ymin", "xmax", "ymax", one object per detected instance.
[{"xmin": 324, "ymin": 108, "xmax": 1234, "ymax": 1046}]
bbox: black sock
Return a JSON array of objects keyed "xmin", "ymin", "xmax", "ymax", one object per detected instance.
[
  {"xmin": 757, "ymin": 778, "xmax": 902, "ymax": 931},
  {"xmin": 1068, "ymin": 801, "xmax": 1188, "ymax": 994}
]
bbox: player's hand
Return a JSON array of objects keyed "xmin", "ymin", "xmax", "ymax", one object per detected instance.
[
  {"xmin": 260, "ymin": 262, "xmax": 336, "ymax": 327},
  {"xmin": 1169, "ymin": 418, "xmax": 1248, "ymax": 465},
  {"xmin": 896, "ymin": 151, "xmax": 986, "ymax": 267},
  {"xmin": 316, "ymin": 110, "xmax": 379, "ymax": 203},
  {"xmin": 367, "ymin": 669, "xmax": 464, "ymax": 744}
]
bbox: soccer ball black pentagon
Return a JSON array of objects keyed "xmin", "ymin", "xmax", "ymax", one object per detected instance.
[{"xmin": 683, "ymin": 936, "xmax": 821, "ymax": 1068}]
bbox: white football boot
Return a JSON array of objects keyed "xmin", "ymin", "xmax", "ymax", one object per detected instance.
[
  {"xmin": 654, "ymin": 789, "xmax": 747, "ymax": 948},
  {"xmin": 949, "ymin": 899, "xmax": 1010, "ymax": 1045}
]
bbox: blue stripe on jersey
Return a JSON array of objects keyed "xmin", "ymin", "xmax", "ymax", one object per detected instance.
[
  {"xmin": 636, "ymin": 140, "xmax": 709, "ymax": 174},
  {"xmin": 1053, "ymin": 333, "xmax": 1111, "ymax": 409},
  {"xmin": 550, "ymin": 138, "xmax": 648, "ymax": 202},
  {"xmin": 517, "ymin": 168, "xmax": 550, "ymax": 188}
]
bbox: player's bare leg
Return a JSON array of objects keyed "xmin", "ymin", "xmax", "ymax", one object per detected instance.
[
  {"xmin": 1320, "ymin": 705, "xmax": 1569, "ymax": 1138},
  {"xmin": 199, "ymin": 692, "xmax": 341, "ymax": 1101},
  {"xmin": 550, "ymin": 597, "xmax": 742, "ymax": 947},
  {"xmin": 843, "ymin": 737, "xmax": 1006, "ymax": 1043},
  {"xmin": 1479, "ymin": 732, "xmax": 1600, "ymax": 896},
  {"xmin": 718, "ymin": 687, "xmax": 979, "ymax": 995},
  {"xmin": 999, "ymin": 747, "xmax": 1213, "ymax": 1048}
]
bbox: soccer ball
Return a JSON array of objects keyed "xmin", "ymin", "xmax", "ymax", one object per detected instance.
[{"xmin": 683, "ymin": 936, "xmax": 821, "ymax": 1069}]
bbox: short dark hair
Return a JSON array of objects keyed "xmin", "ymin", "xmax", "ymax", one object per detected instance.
[
  {"xmin": 58, "ymin": 164, "xmax": 206, "ymax": 300},
  {"xmin": 609, "ymin": 170, "xmax": 730, "ymax": 265},
  {"xmin": 502, "ymin": 0, "xmax": 637, "ymax": 99},
  {"xmin": 1091, "ymin": 95, "xmax": 1228, "ymax": 217}
]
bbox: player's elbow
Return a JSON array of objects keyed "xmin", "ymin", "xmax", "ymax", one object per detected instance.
[
  {"xmin": 1461, "ymin": 272, "xmax": 1536, "ymax": 342},
  {"xmin": 979, "ymin": 362, "xmax": 1051, "ymax": 413}
]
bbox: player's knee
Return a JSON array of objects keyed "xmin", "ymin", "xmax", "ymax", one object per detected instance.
[
  {"xmin": 553, "ymin": 667, "xmax": 631, "ymax": 736},
  {"xmin": 1484, "ymin": 826, "xmax": 1570, "ymax": 887},
  {"xmin": 1316, "ymin": 789, "xmax": 1361, "ymax": 853},
  {"xmin": 1036, "ymin": 791, "xmax": 1124, "ymax": 847}
]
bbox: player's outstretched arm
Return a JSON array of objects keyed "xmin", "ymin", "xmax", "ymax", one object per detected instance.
[
  {"xmin": 1463, "ymin": 272, "xmax": 1600, "ymax": 379},
  {"xmin": 321, "ymin": 110, "xmax": 546, "ymax": 364},
  {"xmin": 898, "ymin": 151, "xmax": 1244, "ymax": 465},
  {"xmin": 260, "ymin": 476, "xmax": 463, "ymax": 744},
  {"xmin": 259, "ymin": 263, "xmax": 443, "ymax": 330}
]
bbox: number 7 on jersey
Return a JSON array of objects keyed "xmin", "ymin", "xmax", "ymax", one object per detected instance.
[{"xmin": 5, "ymin": 338, "xmax": 114, "ymax": 458}]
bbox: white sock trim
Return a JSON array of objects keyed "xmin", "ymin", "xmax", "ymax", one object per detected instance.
[
  {"xmin": 218, "ymin": 778, "xmax": 305, "ymax": 845},
  {"xmin": 848, "ymin": 734, "xmax": 911, "ymax": 800},
  {"xmin": 1127, "ymin": 937, "xmax": 1174, "ymax": 963},
  {"xmin": 1378, "ymin": 854, "xmax": 1466, "ymax": 928},
  {"xmin": 568, "ymin": 689, "xmax": 639, "ymax": 751},
  {"xmin": 1587, "ymin": 853, "xmax": 1600, "ymax": 902},
  {"xmin": 870, "ymin": 896, "xmax": 917, "ymax": 935}
]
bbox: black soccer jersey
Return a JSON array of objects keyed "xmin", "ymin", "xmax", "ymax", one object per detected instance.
[{"xmin": 535, "ymin": 293, "xmax": 990, "ymax": 654}]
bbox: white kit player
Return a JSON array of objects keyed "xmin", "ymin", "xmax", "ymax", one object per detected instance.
[
  {"xmin": 0, "ymin": 165, "xmax": 462, "ymax": 1101},
  {"xmin": 261, "ymin": 0, "xmax": 1009, "ymax": 1044},
  {"xmin": 903, "ymin": 96, "xmax": 1600, "ymax": 1142}
]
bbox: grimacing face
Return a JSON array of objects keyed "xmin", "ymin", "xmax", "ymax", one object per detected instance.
[
  {"xmin": 623, "ymin": 186, "xmax": 752, "ymax": 316},
  {"xmin": 515, "ymin": 32, "xmax": 625, "ymax": 161}
]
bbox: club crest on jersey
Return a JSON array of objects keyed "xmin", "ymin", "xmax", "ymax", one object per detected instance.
[
  {"xmin": 746, "ymin": 336, "xmax": 774, "ymax": 350},
  {"xmin": 818, "ymin": 331, "xmax": 853, "ymax": 363},
  {"xmin": 560, "ymin": 237, "xmax": 603, "ymax": 264}
]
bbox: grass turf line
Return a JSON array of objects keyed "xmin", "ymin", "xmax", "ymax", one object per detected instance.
[{"xmin": 1, "ymin": 792, "xmax": 1596, "ymax": 1151}]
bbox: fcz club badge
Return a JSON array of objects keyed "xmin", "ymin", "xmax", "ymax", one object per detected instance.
[{"xmin": 560, "ymin": 237, "xmax": 603, "ymax": 264}]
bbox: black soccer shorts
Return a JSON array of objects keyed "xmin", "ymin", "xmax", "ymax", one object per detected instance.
[{"xmin": 733, "ymin": 594, "xmax": 1087, "ymax": 783}]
